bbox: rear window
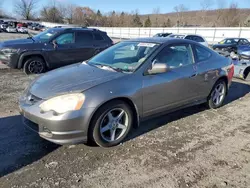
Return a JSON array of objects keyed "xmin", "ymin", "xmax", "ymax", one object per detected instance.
[
  {"xmin": 76, "ymin": 31, "xmax": 94, "ymax": 43},
  {"xmin": 195, "ymin": 45, "xmax": 212, "ymax": 62},
  {"xmin": 94, "ymin": 33, "xmax": 104, "ymax": 41}
]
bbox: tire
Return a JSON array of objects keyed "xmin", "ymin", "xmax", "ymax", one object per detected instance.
[
  {"xmin": 207, "ymin": 80, "xmax": 227, "ymax": 109},
  {"xmin": 243, "ymin": 67, "xmax": 250, "ymax": 81},
  {"xmin": 89, "ymin": 100, "xmax": 133, "ymax": 147},
  {"xmin": 23, "ymin": 56, "xmax": 46, "ymax": 75}
]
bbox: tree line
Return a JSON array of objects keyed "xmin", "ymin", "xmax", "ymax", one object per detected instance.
[{"xmin": 1, "ymin": 0, "xmax": 250, "ymax": 27}]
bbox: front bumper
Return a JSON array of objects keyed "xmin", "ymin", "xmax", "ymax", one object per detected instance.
[
  {"xmin": 0, "ymin": 53, "xmax": 19, "ymax": 68},
  {"xmin": 19, "ymin": 97, "xmax": 96, "ymax": 145}
]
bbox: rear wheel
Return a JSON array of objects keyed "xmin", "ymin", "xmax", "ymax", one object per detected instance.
[
  {"xmin": 207, "ymin": 80, "xmax": 227, "ymax": 109},
  {"xmin": 23, "ymin": 56, "xmax": 46, "ymax": 75},
  {"xmin": 89, "ymin": 100, "xmax": 133, "ymax": 147}
]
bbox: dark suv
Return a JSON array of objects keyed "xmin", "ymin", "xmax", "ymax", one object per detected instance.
[{"xmin": 0, "ymin": 27, "xmax": 113, "ymax": 74}]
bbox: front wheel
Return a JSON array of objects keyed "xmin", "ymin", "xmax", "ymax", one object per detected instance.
[
  {"xmin": 89, "ymin": 100, "xmax": 133, "ymax": 147},
  {"xmin": 207, "ymin": 80, "xmax": 227, "ymax": 109},
  {"xmin": 23, "ymin": 56, "xmax": 46, "ymax": 75}
]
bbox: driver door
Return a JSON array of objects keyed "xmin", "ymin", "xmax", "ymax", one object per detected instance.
[
  {"xmin": 142, "ymin": 43, "xmax": 199, "ymax": 117},
  {"xmin": 45, "ymin": 32, "xmax": 78, "ymax": 68}
]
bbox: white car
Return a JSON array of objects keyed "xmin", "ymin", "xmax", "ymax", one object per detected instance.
[
  {"xmin": 168, "ymin": 34, "xmax": 209, "ymax": 47},
  {"xmin": 17, "ymin": 27, "xmax": 28, "ymax": 33},
  {"xmin": 6, "ymin": 26, "xmax": 17, "ymax": 33}
]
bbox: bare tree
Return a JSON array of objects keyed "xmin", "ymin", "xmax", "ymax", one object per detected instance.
[
  {"xmin": 14, "ymin": 0, "xmax": 38, "ymax": 20},
  {"xmin": 200, "ymin": 0, "xmax": 214, "ymax": 25},
  {"xmin": 174, "ymin": 4, "xmax": 188, "ymax": 26},
  {"xmin": 152, "ymin": 7, "xmax": 160, "ymax": 27},
  {"xmin": 221, "ymin": 2, "xmax": 240, "ymax": 26},
  {"xmin": 201, "ymin": 0, "xmax": 213, "ymax": 10},
  {"xmin": 58, "ymin": 3, "xmax": 76, "ymax": 24}
]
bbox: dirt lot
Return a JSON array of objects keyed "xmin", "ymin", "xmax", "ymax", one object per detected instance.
[{"xmin": 1, "ymin": 34, "xmax": 250, "ymax": 188}]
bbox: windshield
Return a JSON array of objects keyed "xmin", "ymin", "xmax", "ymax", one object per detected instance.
[
  {"xmin": 219, "ymin": 39, "xmax": 238, "ymax": 44},
  {"xmin": 88, "ymin": 41, "xmax": 159, "ymax": 73},
  {"xmin": 33, "ymin": 29, "xmax": 58, "ymax": 42}
]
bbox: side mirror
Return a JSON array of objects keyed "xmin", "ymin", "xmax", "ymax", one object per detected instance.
[{"xmin": 147, "ymin": 60, "xmax": 169, "ymax": 75}]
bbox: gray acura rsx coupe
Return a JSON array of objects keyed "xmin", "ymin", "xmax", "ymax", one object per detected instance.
[{"xmin": 19, "ymin": 38, "xmax": 234, "ymax": 147}]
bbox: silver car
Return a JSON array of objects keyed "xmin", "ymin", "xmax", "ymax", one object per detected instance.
[{"xmin": 19, "ymin": 38, "xmax": 234, "ymax": 147}]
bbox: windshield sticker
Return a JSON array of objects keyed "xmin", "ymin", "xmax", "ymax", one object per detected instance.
[
  {"xmin": 137, "ymin": 43, "xmax": 156, "ymax": 47},
  {"xmin": 46, "ymin": 33, "xmax": 53, "ymax": 36}
]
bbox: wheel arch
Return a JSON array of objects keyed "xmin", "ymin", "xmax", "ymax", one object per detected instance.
[
  {"xmin": 18, "ymin": 52, "xmax": 48, "ymax": 69},
  {"xmin": 243, "ymin": 66, "xmax": 250, "ymax": 80},
  {"xmin": 215, "ymin": 75, "xmax": 228, "ymax": 94},
  {"xmin": 87, "ymin": 97, "xmax": 140, "ymax": 139}
]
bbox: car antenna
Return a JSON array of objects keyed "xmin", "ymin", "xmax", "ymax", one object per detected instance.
[{"xmin": 27, "ymin": 32, "xmax": 35, "ymax": 42}]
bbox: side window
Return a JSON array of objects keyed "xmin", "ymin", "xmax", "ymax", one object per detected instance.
[
  {"xmin": 185, "ymin": 35, "xmax": 193, "ymax": 40},
  {"xmin": 94, "ymin": 33, "xmax": 104, "ymax": 41},
  {"xmin": 76, "ymin": 32, "xmax": 94, "ymax": 43},
  {"xmin": 154, "ymin": 44, "xmax": 194, "ymax": 69},
  {"xmin": 55, "ymin": 33, "xmax": 74, "ymax": 44},
  {"xmin": 195, "ymin": 36, "xmax": 205, "ymax": 42},
  {"xmin": 195, "ymin": 45, "xmax": 212, "ymax": 62}
]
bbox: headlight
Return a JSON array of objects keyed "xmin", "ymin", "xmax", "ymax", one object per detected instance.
[
  {"xmin": 1, "ymin": 48, "xmax": 19, "ymax": 54},
  {"xmin": 39, "ymin": 93, "xmax": 85, "ymax": 114}
]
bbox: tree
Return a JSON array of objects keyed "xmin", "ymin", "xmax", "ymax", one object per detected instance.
[
  {"xmin": 132, "ymin": 13, "xmax": 143, "ymax": 27},
  {"xmin": 165, "ymin": 18, "xmax": 172, "ymax": 27},
  {"xmin": 221, "ymin": 2, "xmax": 240, "ymax": 26},
  {"xmin": 14, "ymin": 0, "xmax": 38, "ymax": 19},
  {"xmin": 97, "ymin": 10, "xmax": 102, "ymax": 17},
  {"xmin": 200, "ymin": 0, "xmax": 214, "ymax": 24},
  {"xmin": 40, "ymin": 6, "xmax": 64, "ymax": 23},
  {"xmin": 144, "ymin": 16, "xmax": 152, "ymax": 27},
  {"xmin": 58, "ymin": 3, "xmax": 76, "ymax": 24},
  {"xmin": 174, "ymin": 4, "xmax": 188, "ymax": 26},
  {"xmin": 152, "ymin": 7, "xmax": 160, "ymax": 27}
]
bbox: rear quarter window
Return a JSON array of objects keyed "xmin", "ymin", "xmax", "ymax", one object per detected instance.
[
  {"xmin": 195, "ymin": 45, "xmax": 212, "ymax": 62},
  {"xmin": 94, "ymin": 33, "xmax": 104, "ymax": 41}
]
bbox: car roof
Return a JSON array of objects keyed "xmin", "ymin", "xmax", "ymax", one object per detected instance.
[
  {"xmin": 225, "ymin": 38, "xmax": 247, "ymax": 40},
  {"xmin": 48, "ymin": 27, "xmax": 102, "ymax": 32},
  {"xmin": 124, "ymin": 37, "xmax": 194, "ymax": 44}
]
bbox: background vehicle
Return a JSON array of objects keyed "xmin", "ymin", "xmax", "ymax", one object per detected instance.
[
  {"xmin": 0, "ymin": 23, "xmax": 8, "ymax": 31},
  {"xmin": 153, "ymin": 33, "xmax": 172, "ymax": 37},
  {"xmin": 19, "ymin": 38, "xmax": 234, "ymax": 147},
  {"xmin": 168, "ymin": 34, "xmax": 209, "ymax": 47},
  {"xmin": 212, "ymin": 38, "xmax": 250, "ymax": 54},
  {"xmin": 232, "ymin": 60, "xmax": 250, "ymax": 81},
  {"xmin": 0, "ymin": 27, "xmax": 113, "ymax": 74},
  {"xmin": 17, "ymin": 27, "xmax": 28, "ymax": 33},
  {"xmin": 6, "ymin": 26, "xmax": 17, "ymax": 33}
]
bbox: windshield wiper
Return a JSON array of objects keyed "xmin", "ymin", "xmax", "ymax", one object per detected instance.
[
  {"xmin": 27, "ymin": 32, "xmax": 35, "ymax": 42},
  {"xmin": 90, "ymin": 63, "xmax": 132, "ymax": 73}
]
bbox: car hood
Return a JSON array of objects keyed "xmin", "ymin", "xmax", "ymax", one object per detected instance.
[
  {"xmin": 1, "ymin": 38, "xmax": 35, "ymax": 46},
  {"xmin": 29, "ymin": 63, "xmax": 125, "ymax": 99}
]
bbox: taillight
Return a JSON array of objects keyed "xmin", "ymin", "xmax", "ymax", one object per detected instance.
[{"xmin": 227, "ymin": 62, "xmax": 234, "ymax": 80}]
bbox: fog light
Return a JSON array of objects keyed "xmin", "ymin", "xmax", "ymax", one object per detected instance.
[{"xmin": 40, "ymin": 127, "xmax": 53, "ymax": 138}]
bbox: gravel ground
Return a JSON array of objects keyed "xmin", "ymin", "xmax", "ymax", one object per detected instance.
[{"xmin": 1, "ymin": 34, "xmax": 250, "ymax": 188}]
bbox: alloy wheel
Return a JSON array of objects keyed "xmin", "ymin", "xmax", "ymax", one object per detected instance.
[
  {"xmin": 211, "ymin": 83, "xmax": 225, "ymax": 106},
  {"xmin": 100, "ymin": 108, "xmax": 129, "ymax": 142},
  {"xmin": 28, "ymin": 60, "xmax": 44, "ymax": 74}
]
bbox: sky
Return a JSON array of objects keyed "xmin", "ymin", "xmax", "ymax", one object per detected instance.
[{"xmin": 2, "ymin": 0, "xmax": 250, "ymax": 15}]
